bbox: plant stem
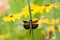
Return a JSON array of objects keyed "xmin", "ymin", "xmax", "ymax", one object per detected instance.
[{"xmin": 27, "ymin": 0, "xmax": 34, "ymax": 40}]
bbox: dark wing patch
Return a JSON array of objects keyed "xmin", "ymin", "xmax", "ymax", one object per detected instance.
[{"xmin": 23, "ymin": 20, "xmax": 38, "ymax": 29}]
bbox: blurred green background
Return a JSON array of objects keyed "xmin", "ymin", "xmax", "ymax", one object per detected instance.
[{"xmin": 0, "ymin": 0, "xmax": 60, "ymax": 40}]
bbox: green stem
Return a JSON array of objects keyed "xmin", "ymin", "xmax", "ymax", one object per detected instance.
[
  {"xmin": 27, "ymin": 0, "xmax": 34, "ymax": 40},
  {"xmin": 27, "ymin": 0, "xmax": 32, "ymax": 20}
]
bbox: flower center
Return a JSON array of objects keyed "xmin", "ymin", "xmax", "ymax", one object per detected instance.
[
  {"xmin": 45, "ymin": 4, "xmax": 50, "ymax": 6},
  {"xmin": 31, "ymin": 9, "xmax": 33, "ymax": 11},
  {"xmin": 10, "ymin": 15, "xmax": 13, "ymax": 17},
  {"xmin": 54, "ymin": 26, "xmax": 58, "ymax": 31}
]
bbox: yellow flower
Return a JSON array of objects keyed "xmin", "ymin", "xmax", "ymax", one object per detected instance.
[
  {"xmin": 39, "ymin": 6, "xmax": 45, "ymax": 14},
  {"xmin": 41, "ymin": 30, "xmax": 46, "ymax": 36},
  {"xmin": 0, "ymin": 33, "xmax": 9, "ymax": 39},
  {"xmin": 45, "ymin": 4, "xmax": 53, "ymax": 13},
  {"xmin": 0, "ymin": 34, "xmax": 4, "ymax": 38},
  {"xmin": 48, "ymin": 26, "xmax": 55, "ymax": 31},
  {"xmin": 3, "ymin": 15, "xmax": 16, "ymax": 22},
  {"xmin": 20, "ymin": 6, "xmax": 29, "ymax": 18},
  {"xmin": 3, "ymin": 17, "xmax": 9, "ymax": 22},
  {"xmin": 8, "ymin": 15, "xmax": 16, "ymax": 22},
  {"xmin": 58, "ymin": 26, "xmax": 60, "ymax": 32},
  {"xmin": 43, "ymin": 18, "xmax": 50, "ymax": 24},
  {"xmin": 50, "ymin": 19, "xmax": 59, "ymax": 25},
  {"xmin": 56, "ymin": 19, "xmax": 59, "ymax": 23},
  {"xmin": 4, "ymin": 33, "xmax": 9, "ymax": 39},
  {"xmin": 20, "ymin": 4, "xmax": 40, "ymax": 18},
  {"xmin": 13, "ymin": 14, "xmax": 20, "ymax": 20},
  {"xmin": 3, "ymin": 14, "xmax": 20, "ymax": 22},
  {"xmin": 44, "ymin": 4, "xmax": 58, "ymax": 13},
  {"xmin": 31, "ymin": 4, "xmax": 40, "ymax": 14}
]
